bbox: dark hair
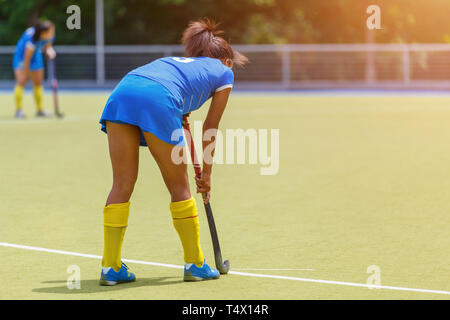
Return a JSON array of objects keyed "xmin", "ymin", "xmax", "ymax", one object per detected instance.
[
  {"xmin": 182, "ymin": 19, "xmax": 248, "ymax": 68},
  {"xmin": 32, "ymin": 20, "xmax": 54, "ymax": 42}
]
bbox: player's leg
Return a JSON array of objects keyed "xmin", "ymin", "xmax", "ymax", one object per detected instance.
[
  {"xmin": 100, "ymin": 121, "xmax": 139, "ymax": 285},
  {"xmin": 144, "ymin": 131, "xmax": 190, "ymax": 203},
  {"xmin": 143, "ymin": 131, "xmax": 219, "ymax": 281},
  {"xmin": 30, "ymin": 69, "xmax": 46, "ymax": 116},
  {"xmin": 13, "ymin": 69, "xmax": 26, "ymax": 118},
  {"xmin": 105, "ymin": 122, "xmax": 141, "ymax": 206}
]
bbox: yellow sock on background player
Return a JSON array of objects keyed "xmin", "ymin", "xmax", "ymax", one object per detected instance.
[
  {"xmin": 14, "ymin": 85, "xmax": 24, "ymax": 110},
  {"xmin": 170, "ymin": 197, "xmax": 205, "ymax": 267},
  {"xmin": 33, "ymin": 85, "xmax": 44, "ymax": 113}
]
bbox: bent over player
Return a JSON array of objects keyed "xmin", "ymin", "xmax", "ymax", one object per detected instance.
[
  {"xmin": 12, "ymin": 20, "xmax": 56, "ymax": 118},
  {"xmin": 98, "ymin": 19, "xmax": 248, "ymax": 285}
]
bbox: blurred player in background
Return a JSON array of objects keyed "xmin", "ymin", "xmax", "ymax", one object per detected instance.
[
  {"xmin": 98, "ymin": 19, "xmax": 248, "ymax": 285},
  {"xmin": 12, "ymin": 20, "xmax": 56, "ymax": 118}
]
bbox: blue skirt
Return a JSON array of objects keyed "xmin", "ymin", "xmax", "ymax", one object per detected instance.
[
  {"xmin": 12, "ymin": 50, "xmax": 44, "ymax": 71},
  {"xmin": 99, "ymin": 74, "xmax": 184, "ymax": 147}
]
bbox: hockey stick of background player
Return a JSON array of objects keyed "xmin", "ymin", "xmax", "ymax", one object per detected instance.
[{"xmin": 47, "ymin": 57, "xmax": 63, "ymax": 118}]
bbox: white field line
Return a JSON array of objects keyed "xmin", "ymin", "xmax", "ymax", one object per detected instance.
[
  {"xmin": 0, "ymin": 115, "xmax": 83, "ymax": 124},
  {"xmin": 0, "ymin": 242, "xmax": 183, "ymax": 270},
  {"xmin": 232, "ymin": 268, "xmax": 314, "ymax": 271},
  {"xmin": 1, "ymin": 241, "xmax": 449, "ymax": 296}
]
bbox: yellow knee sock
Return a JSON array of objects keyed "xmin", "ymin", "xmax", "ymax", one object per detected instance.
[
  {"xmin": 33, "ymin": 85, "xmax": 44, "ymax": 112},
  {"xmin": 14, "ymin": 85, "xmax": 24, "ymax": 110},
  {"xmin": 102, "ymin": 202, "xmax": 130, "ymax": 272},
  {"xmin": 170, "ymin": 197, "xmax": 204, "ymax": 267}
]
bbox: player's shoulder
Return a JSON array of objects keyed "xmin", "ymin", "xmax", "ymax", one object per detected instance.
[
  {"xmin": 156, "ymin": 56, "xmax": 233, "ymax": 81},
  {"xmin": 197, "ymin": 57, "xmax": 234, "ymax": 75},
  {"xmin": 24, "ymin": 27, "xmax": 35, "ymax": 39},
  {"xmin": 196, "ymin": 56, "xmax": 228, "ymax": 67},
  {"xmin": 159, "ymin": 56, "xmax": 217, "ymax": 65},
  {"xmin": 19, "ymin": 27, "xmax": 36, "ymax": 45}
]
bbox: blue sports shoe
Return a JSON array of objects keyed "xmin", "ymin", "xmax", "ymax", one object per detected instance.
[
  {"xmin": 184, "ymin": 260, "xmax": 220, "ymax": 281},
  {"xmin": 36, "ymin": 110, "xmax": 51, "ymax": 118},
  {"xmin": 99, "ymin": 262, "xmax": 136, "ymax": 286},
  {"xmin": 15, "ymin": 109, "xmax": 26, "ymax": 119}
]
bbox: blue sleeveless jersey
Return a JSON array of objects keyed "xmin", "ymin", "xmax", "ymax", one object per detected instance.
[
  {"xmin": 14, "ymin": 27, "xmax": 52, "ymax": 60},
  {"xmin": 13, "ymin": 27, "xmax": 53, "ymax": 70},
  {"xmin": 100, "ymin": 56, "xmax": 234, "ymax": 146},
  {"xmin": 128, "ymin": 56, "xmax": 234, "ymax": 114}
]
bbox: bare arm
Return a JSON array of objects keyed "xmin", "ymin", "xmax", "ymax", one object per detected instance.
[
  {"xmin": 45, "ymin": 42, "xmax": 56, "ymax": 59},
  {"xmin": 202, "ymin": 88, "xmax": 231, "ymax": 174},
  {"xmin": 195, "ymin": 88, "xmax": 231, "ymax": 200},
  {"xmin": 22, "ymin": 45, "xmax": 35, "ymax": 77}
]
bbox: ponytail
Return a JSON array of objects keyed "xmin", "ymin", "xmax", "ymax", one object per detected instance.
[{"xmin": 182, "ymin": 18, "xmax": 248, "ymax": 68}]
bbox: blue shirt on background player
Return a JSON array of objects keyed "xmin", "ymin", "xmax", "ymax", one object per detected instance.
[
  {"xmin": 12, "ymin": 21, "xmax": 56, "ymax": 119},
  {"xmin": 13, "ymin": 26, "xmax": 54, "ymax": 71}
]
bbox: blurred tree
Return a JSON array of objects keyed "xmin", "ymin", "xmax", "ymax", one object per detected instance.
[
  {"xmin": 0, "ymin": 0, "xmax": 96, "ymax": 45},
  {"xmin": 1, "ymin": 0, "xmax": 450, "ymax": 45}
]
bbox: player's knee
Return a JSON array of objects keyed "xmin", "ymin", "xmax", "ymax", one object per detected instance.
[
  {"xmin": 112, "ymin": 176, "xmax": 136, "ymax": 196},
  {"xmin": 32, "ymin": 79, "xmax": 43, "ymax": 86},
  {"xmin": 169, "ymin": 184, "xmax": 191, "ymax": 202}
]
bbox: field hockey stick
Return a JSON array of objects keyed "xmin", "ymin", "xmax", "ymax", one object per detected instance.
[
  {"xmin": 47, "ymin": 57, "xmax": 64, "ymax": 118},
  {"xmin": 182, "ymin": 114, "xmax": 230, "ymax": 275}
]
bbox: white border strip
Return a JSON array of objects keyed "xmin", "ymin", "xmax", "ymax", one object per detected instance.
[
  {"xmin": 1, "ymin": 241, "xmax": 449, "ymax": 296},
  {"xmin": 215, "ymin": 84, "xmax": 233, "ymax": 92}
]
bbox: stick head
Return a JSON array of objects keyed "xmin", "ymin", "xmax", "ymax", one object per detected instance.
[{"xmin": 216, "ymin": 259, "xmax": 230, "ymax": 275}]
